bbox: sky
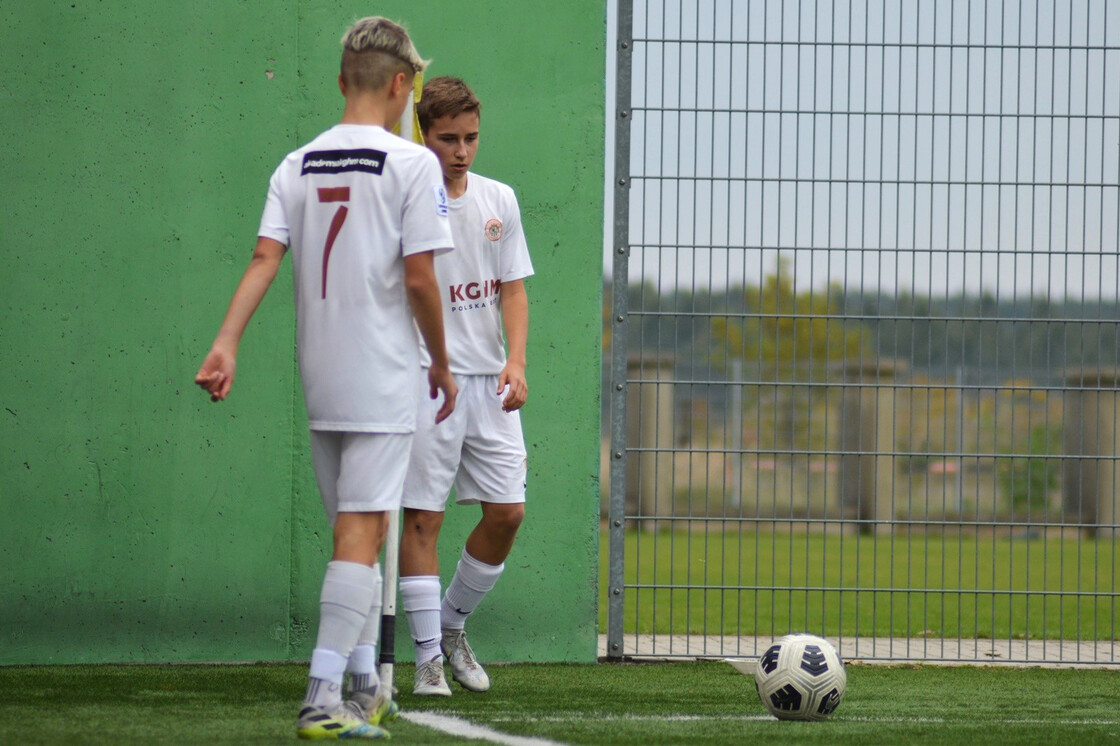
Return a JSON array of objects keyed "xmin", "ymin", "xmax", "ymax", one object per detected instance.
[{"xmin": 604, "ymin": 0, "xmax": 1120, "ymax": 300}]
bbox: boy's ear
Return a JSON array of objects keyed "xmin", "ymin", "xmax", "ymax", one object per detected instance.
[
  {"xmin": 390, "ymin": 71, "xmax": 410, "ymax": 99},
  {"xmin": 337, "ymin": 74, "xmax": 346, "ymax": 97}
]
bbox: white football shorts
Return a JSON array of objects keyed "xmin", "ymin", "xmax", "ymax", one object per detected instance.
[
  {"xmin": 402, "ymin": 371, "xmax": 528, "ymax": 511},
  {"xmin": 309, "ymin": 430, "xmax": 413, "ymax": 524}
]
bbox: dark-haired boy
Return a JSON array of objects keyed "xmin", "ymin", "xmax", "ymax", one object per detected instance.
[{"xmin": 399, "ymin": 76, "xmax": 534, "ymax": 697}]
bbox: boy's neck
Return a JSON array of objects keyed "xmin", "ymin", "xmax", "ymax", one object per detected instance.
[
  {"xmin": 339, "ymin": 94, "xmax": 395, "ymax": 129},
  {"xmin": 445, "ymin": 173, "xmax": 469, "ymax": 200}
]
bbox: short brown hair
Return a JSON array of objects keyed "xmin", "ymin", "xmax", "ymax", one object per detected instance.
[
  {"xmin": 340, "ymin": 16, "xmax": 428, "ymax": 92},
  {"xmin": 417, "ymin": 76, "xmax": 481, "ymax": 133}
]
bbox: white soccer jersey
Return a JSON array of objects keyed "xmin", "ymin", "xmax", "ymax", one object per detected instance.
[
  {"xmin": 420, "ymin": 172, "xmax": 534, "ymax": 375},
  {"xmin": 259, "ymin": 124, "xmax": 453, "ymax": 432}
]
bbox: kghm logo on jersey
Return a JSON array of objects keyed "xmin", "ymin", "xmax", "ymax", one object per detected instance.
[
  {"xmin": 484, "ymin": 218, "xmax": 503, "ymax": 242},
  {"xmin": 449, "ymin": 278, "xmax": 501, "ymax": 312},
  {"xmin": 449, "ymin": 278, "xmax": 501, "ymax": 303}
]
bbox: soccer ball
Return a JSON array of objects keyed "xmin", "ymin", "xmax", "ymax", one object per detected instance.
[{"xmin": 753, "ymin": 633, "xmax": 846, "ymax": 721}]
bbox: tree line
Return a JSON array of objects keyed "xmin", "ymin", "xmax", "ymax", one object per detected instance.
[{"xmin": 608, "ymin": 269, "xmax": 1120, "ymax": 385}]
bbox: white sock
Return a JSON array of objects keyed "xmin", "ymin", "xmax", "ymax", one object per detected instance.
[
  {"xmin": 346, "ymin": 563, "xmax": 383, "ymax": 695},
  {"xmin": 305, "ymin": 649, "xmax": 348, "ymax": 708},
  {"xmin": 401, "ymin": 575, "xmax": 442, "ymax": 664},
  {"xmin": 347, "ymin": 644, "xmax": 376, "ymax": 694},
  {"xmin": 305, "ymin": 561, "xmax": 376, "ymax": 707},
  {"xmin": 441, "ymin": 550, "xmax": 504, "ymax": 632}
]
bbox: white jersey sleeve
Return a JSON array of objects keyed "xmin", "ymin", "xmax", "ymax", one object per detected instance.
[
  {"xmin": 496, "ymin": 187, "xmax": 533, "ymax": 283},
  {"xmin": 259, "ymin": 171, "xmax": 290, "ymax": 247},
  {"xmin": 401, "ymin": 154, "xmax": 454, "ymax": 257}
]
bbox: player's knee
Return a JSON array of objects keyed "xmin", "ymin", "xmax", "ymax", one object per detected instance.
[
  {"xmin": 331, "ymin": 513, "xmax": 386, "ymax": 565},
  {"xmin": 402, "ymin": 508, "xmax": 444, "ymax": 545},
  {"xmin": 484, "ymin": 504, "xmax": 524, "ymax": 540}
]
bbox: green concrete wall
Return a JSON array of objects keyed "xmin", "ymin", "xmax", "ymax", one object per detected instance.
[{"xmin": 0, "ymin": 1, "xmax": 603, "ymax": 664}]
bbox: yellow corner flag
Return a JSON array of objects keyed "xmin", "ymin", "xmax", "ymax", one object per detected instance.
[{"xmin": 391, "ymin": 72, "xmax": 424, "ymax": 144}]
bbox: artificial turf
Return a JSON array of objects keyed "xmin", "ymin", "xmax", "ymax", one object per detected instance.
[{"xmin": 2, "ymin": 659, "xmax": 1118, "ymax": 744}]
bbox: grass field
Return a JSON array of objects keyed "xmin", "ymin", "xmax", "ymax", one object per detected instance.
[
  {"xmin": 2, "ymin": 660, "xmax": 1118, "ymax": 744},
  {"xmin": 601, "ymin": 528, "xmax": 1120, "ymax": 640}
]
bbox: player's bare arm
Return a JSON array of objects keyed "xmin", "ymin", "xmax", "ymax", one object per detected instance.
[
  {"xmin": 498, "ymin": 278, "xmax": 529, "ymax": 412},
  {"xmin": 404, "ymin": 250, "xmax": 458, "ymax": 423},
  {"xmin": 195, "ymin": 237, "xmax": 287, "ymax": 401}
]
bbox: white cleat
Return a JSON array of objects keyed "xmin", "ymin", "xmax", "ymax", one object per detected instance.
[
  {"xmin": 441, "ymin": 629, "xmax": 491, "ymax": 693},
  {"xmin": 413, "ymin": 656, "xmax": 452, "ymax": 697}
]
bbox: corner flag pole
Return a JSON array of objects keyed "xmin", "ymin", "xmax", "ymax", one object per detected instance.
[
  {"xmin": 380, "ymin": 72, "xmax": 423, "ymax": 694},
  {"xmin": 378, "ymin": 507, "xmax": 400, "ymax": 693}
]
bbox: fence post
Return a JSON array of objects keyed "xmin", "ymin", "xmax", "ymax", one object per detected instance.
[
  {"xmin": 627, "ymin": 354, "xmax": 675, "ymax": 532},
  {"xmin": 1062, "ymin": 367, "xmax": 1119, "ymax": 540},
  {"xmin": 839, "ymin": 361, "xmax": 901, "ymax": 535},
  {"xmin": 606, "ymin": 0, "xmax": 634, "ymax": 660}
]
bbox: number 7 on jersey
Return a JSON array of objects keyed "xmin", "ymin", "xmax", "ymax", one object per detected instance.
[{"xmin": 317, "ymin": 187, "xmax": 350, "ymax": 299}]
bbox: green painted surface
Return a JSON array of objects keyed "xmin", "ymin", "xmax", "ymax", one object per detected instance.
[{"xmin": 0, "ymin": 1, "xmax": 603, "ymax": 664}]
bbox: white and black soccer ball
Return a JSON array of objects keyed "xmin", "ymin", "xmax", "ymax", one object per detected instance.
[{"xmin": 753, "ymin": 633, "xmax": 846, "ymax": 721}]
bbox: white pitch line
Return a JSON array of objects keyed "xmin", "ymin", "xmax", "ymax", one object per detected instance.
[
  {"xmin": 495, "ymin": 707, "xmax": 784, "ymax": 721},
  {"xmin": 401, "ymin": 711, "xmax": 569, "ymax": 746},
  {"xmin": 488, "ymin": 712, "xmax": 1120, "ymax": 727}
]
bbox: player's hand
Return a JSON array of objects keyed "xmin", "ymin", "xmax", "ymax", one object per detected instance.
[
  {"xmin": 428, "ymin": 364, "xmax": 458, "ymax": 424},
  {"xmin": 497, "ymin": 361, "xmax": 528, "ymax": 412},
  {"xmin": 195, "ymin": 346, "xmax": 236, "ymax": 402}
]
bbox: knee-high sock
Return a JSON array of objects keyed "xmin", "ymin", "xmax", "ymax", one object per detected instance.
[
  {"xmin": 346, "ymin": 562, "xmax": 383, "ymax": 694},
  {"xmin": 441, "ymin": 549, "xmax": 504, "ymax": 632},
  {"xmin": 401, "ymin": 575, "xmax": 442, "ymax": 663},
  {"xmin": 305, "ymin": 561, "xmax": 376, "ymax": 708}
]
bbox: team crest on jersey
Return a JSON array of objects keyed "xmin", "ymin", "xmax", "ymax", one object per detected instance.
[{"xmin": 484, "ymin": 218, "xmax": 503, "ymax": 242}]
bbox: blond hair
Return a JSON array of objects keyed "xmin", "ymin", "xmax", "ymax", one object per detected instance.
[{"xmin": 340, "ymin": 16, "xmax": 428, "ymax": 92}]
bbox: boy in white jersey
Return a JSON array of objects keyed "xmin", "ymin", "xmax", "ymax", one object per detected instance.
[
  {"xmin": 195, "ymin": 18, "xmax": 457, "ymax": 740},
  {"xmin": 399, "ymin": 77, "xmax": 533, "ymax": 696}
]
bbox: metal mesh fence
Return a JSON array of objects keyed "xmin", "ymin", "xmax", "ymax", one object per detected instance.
[{"xmin": 607, "ymin": 0, "xmax": 1120, "ymax": 665}]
